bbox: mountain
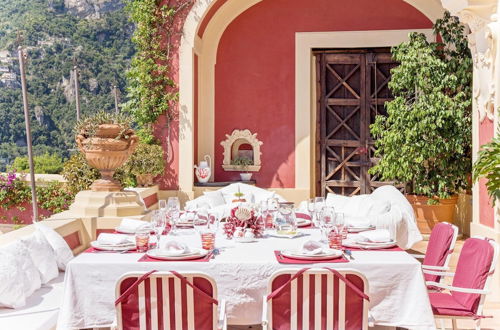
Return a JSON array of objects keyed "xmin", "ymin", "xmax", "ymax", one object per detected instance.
[{"xmin": 0, "ymin": 0, "xmax": 133, "ymax": 170}]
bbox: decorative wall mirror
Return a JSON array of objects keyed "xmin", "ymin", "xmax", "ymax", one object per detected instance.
[{"xmin": 220, "ymin": 129, "xmax": 262, "ymax": 172}]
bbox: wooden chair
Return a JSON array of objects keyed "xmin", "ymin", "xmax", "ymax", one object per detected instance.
[
  {"xmin": 115, "ymin": 270, "xmax": 226, "ymax": 330},
  {"xmin": 423, "ymin": 237, "xmax": 499, "ymax": 330},
  {"xmin": 262, "ymin": 267, "xmax": 369, "ymax": 329}
]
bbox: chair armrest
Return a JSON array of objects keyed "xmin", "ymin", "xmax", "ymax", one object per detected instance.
[
  {"xmin": 422, "ymin": 264, "xmax": 449, "ymax": 271},
  {"xmin": 261, "ymin": 295, "xmax": 269, "ymax": 328},
  {"xmin": 425, "ymin": 281, "xmax": 490, "ymax": 294},
  {"xmin": 218, "ymin": 299, "xmax": 227, "ymax": 330},
  {"xmin": 409, "ymin": 253, "xmax": 425, "ymax": 259},
  {"xmin": 422, "ymin": 269, "xmax": 455, "ymax": 277}
]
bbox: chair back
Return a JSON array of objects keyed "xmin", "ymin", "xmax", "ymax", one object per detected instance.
[
  {"xmin": 423, "ymin": 222, "xmax": 458, "ymax": 282},
  {"xmin": 295, "ymin": 212, "xmax": 312, "ymax": 221},
  {"xmin": 266, "ymin": 268, "xmax": 369, "ymax": 330},
  {"xmin": 115, "ymin": 271, "xmax": 219, "ymax": 330},
  {"xmin": 451, "ymin": 237, "xmax": 499, "ymax": 314}
]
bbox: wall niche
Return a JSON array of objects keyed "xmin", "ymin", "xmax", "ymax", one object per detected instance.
[{"xmin": 220, "ymin": 129, "xmax": 262, "ymax": 172}]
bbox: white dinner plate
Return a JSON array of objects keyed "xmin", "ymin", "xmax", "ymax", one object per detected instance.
[
  {"xmin": 90, "ymin": 241, "xmax": 136, "ymax": 251},
  {"xmin": 268, "ymin": 230, "xmax": 307, "ymax": 239},
  {"xmin": 342, "ymin": 239, "xmax": 397, "ymax": 249},
  {"xmin": 146, "ymin": 248, "xmax": 208, "ymax": 260},
  {"xmin": 297, "ymin": 220, "xmax": 312, "ymax": 227},
  {"xmin": 281, "ymin": 248, "xmax": 343, "ymax": 260},
  {"xmin": 115, "ymin": 226, "xmax": 151, "ymax": 234},
  {"xmin": 347, "ymin": 226, "xmax": 375, "ymax": 233}
]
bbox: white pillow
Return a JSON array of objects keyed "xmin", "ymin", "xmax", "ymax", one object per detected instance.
[
  {"xmin": 185, "ymin": 196, "xmax": 210, "ymax": 210},
  {"xmin": 0, "ymin": 240, "xmax": 41, "ymax": 299},
  {"xmin": 203, "ymin": 191, "xmax": 226, "ymax": 208},
  {"xmin": 21, "ymin": 230, "xmax": 59, "ymax": 284},
  {"xmin": 253, "ymin": 190, "xmax": 276, "ymax": 204},
  {"xmin": 0, "ymin": 250, "xmax": 28, "ymax": 308},
  {"xmin": 222, "ymin": 191, "xmax": 254, "ymax": 204},
  {"xmin": 35, "ymin": 223, "xmax": 74, "ymax": 271}
]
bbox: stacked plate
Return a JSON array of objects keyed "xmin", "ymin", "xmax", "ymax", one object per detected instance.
[
  {"xmin": 342, "ymin": 238, "xmax": 397, "ymax": 249},
  {"xmin": 296, "ymin": 219, "xmax": 312, "ymax": 227},
  {"xmin": 90, "ymin": 240, "xmax": 135, "ymax": 251},
  {"xmin": 146, "ymin": 248, "xmax": 208, "ymax": 260},
  {"xmin": 347, "ymin": 225, "xmax": 375, "ymax": 233},
  {"xmin": 280, "ymin": 248, "xmax": 343, "ymax": 260}
]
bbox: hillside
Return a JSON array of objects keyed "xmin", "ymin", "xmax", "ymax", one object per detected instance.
[{"xmin": 0, "ymin": 0, "xmax": 133, "ymax": 170}]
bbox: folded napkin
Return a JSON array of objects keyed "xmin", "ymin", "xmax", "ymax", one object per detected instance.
[
  {"xmin": 119, "ymin": 218, "xmax": 150, "ymax": 231},
  {"xmin": 159, "ymin": 240, "xmax": 191, "ymax": 256},
  {"xmin": 97, "ymin": 233, "xmax": 134, "ymax": 246},
  {"xmin": 301, "ymin": 240, "xmax": 324, "ymax": 255},
  {"xmin": 345, "ymin": 215, "xmax": 371, "ymax": 228},
  {"xmin": 357, "ymin": 229, "xmax": 391, "ymax": 243}
]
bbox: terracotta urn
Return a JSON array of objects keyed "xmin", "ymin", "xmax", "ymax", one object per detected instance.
[
  {"xmin": 76, "ymin": 124, "xmax": 138, "ymax": 192},
  {"xmin": 406, "ymin": 194, "xmax": 458, "ymax": 235},
  {"xmin": 136, "ymin": 173, "xmax": 154, "ymax": 187}
]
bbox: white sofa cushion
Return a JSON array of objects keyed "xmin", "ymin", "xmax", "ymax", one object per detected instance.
[
  {"xmin": 34, "ymin": 223, "xmax": 74, "ymax": 271},
  {"xmin": 0, "ymin": 241, "xmax": 41, "ymax": 300},
  {"xmin": 222, "ymin": 191, "xmax": 254, "ymax": 204},
  {"xmin": 21, "ymin": 231, "xmax": 59, "ymax": 284},
  {"xmin": 203, "ymin": 191, "xmax": 226, "ymax": 208},
  {"xmin": 0, "ymin": 250, "xmax": 28, "ymax": 308},
  {"xmin": 185, "ymin": 195, "xmax": 210, "ymax": 210},
  {"xmin": 0, "ymin": 273, "xmax": 64, "ymax": 330}
]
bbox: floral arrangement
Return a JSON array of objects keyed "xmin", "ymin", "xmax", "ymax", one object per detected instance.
[{"xmin": 223, "ymin": 205, "xmax": 264, "ymax": 239}]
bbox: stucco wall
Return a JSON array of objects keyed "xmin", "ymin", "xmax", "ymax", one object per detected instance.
[
  {"xmin": 212, "ymin": 0, "xmax": 432, "ymax": 187},
  {"xmin": 479, "ymin": 118, "xmax": 495, "ymax": 227}
]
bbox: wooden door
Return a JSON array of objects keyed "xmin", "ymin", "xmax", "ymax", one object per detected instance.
[{"xmin": 315, "ymin": 50, "xmax": 398, "ymax": 196}]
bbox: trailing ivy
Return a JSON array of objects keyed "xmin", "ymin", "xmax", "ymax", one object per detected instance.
[
  {"xmin": 123, "ymin": 0, "xmax": 193, "ymax": 153},
  {"xmin": 370, "ymin": 12, "xmax": 472, "ymax": 200}
]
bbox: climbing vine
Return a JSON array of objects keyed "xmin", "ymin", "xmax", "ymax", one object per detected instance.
[{"xmin": 124, "ymin": 0, "xmax": 193, "ymax": 152}]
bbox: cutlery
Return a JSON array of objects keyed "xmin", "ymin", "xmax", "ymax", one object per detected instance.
[{"xmin": 344, "ymin": 249, "xmax": 355, "ymax": 260}]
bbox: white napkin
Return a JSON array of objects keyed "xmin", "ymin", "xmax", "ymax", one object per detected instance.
[
  {"xmin": 119, "ymin": 218, "xmax": 150, "ymax": 232},
  {"xmin": 159, "ymin": 241, "xmax": 191, "ymax": 256},
  {"xmin": 346, "ymin": 216, "xmax": 371, "ymax": 228},
  {"xmin": 97, "ymin": 233, "xmax": 133, "ymax": 246},
  {"xmin": 357, "ymin": 229, "xmax": 391, "ymax": 243},
  {"xmin": 301, "ymin": 240, "xmax": 324, "ymax": 255}
]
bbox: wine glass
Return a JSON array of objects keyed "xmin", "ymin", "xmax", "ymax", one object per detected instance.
[
  {"xmin": 151, "ymin": 210, "xmax": 166, "ymax": 249},
  {"xmin": 307, "ymin": 198, "xmax": 316, "ymax": 225},
  {"xmin": 320, "ymin": 206, "xmax": 335, "ymax": 241},
  {"xmin": 158, "ymin": 199, "xmax": 167, "ymax": 211},
  {"xmin": 167, "ymin": 197, "xmax": 180, "ymax": 235},
  {"xmin": 335, "ymin": 212, "xmax": 347, "ymax": 239}
]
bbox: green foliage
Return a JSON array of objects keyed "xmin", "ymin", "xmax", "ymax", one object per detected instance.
[
  {"xmin": 61, "ymin": 152, "xmax": 100, "ymax": 194},
  {"xmin": 37, "ymin": 181, "xmax": 74, "ymax": 213},
  {"xmin": 11, "ymin": 153, "xmax": 65, "ymax": 174},
  {"xmin": 370, "ymin": 12, "xmax": 472, "ymax": 199},
  {"xmin": 124, "ymin": 142, "xmax": 164, "ymax": 175},
  {"xmin": 473, "ymin": 126, "xmax": 500, "ymax": 201},
  {"xmin": 231, "ymin": 157, "xmax": 253, "ymax": 172},
  {"xmin": 0, "ymin": 0, "xmax": 134, "ymax": 168},
  {"xmin": 75, "ymin": 110, "xmax": 133, "ymax": 139},
  {"xmin": 123, "ymin": 0, "xmax": 192, "ymax": 143}
]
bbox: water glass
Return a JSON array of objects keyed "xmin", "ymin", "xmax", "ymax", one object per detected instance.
[
  {"xmin": 135, "ymin": 229, "xmax": 150, "ymax": 252},
  {"xmin": 335, "ymin": 212, "xmax": 347, "ymax": 239},
  {"xmin": 200, "ymin": 231, "xmax": 216, "ymax": 250},
  {"xmin": 320, "ymin": 206, "xmax": 335, "ymax": 240},
  {"xmin": 151, "ymin": 210, "xmax": 166, "ymax": 249},
  {"xmin": 328, "ymin": 230, "xmax": 342, "ymax": 250},
  {"xmin": 158, "ymin": 199, "xmax": 167, "ymax": 211}
]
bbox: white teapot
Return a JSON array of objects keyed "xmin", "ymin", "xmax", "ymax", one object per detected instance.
[{"xmin": 194, "ymin": 155, "xmax": 212, "ymax": 183}]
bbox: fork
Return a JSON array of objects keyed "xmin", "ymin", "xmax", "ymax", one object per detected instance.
[{"xmin": 344, "ymin": 249, "xmax": 355, "ymax": 260}]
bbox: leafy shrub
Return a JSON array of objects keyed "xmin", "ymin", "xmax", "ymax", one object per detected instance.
[
  {"xmin": 370, "ymin": 12, "xmax": 472, "ymax": 199},
  {"xmin": 11, "ymin": 153, "xmax": 65, "ymax": 174},
  {"xmin": 61, "ymin": 152, "xmax": 100, "ymax": 195},
  {"xmin": 124, "ymin": 142, "xmax": 164, "ymax": 176},
  {"xmin": 0, "ymin": 172, "xmax": 31, "ymax": 209},
  {"xmin": 37, "ymin": 181, "xmax": 74, "ymax": 214},
  {"xmin": 473, "ymin": 127, "xmax": 500, "ymax": 201}
]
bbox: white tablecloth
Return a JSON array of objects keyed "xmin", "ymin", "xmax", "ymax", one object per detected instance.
[{"xmin": 57, "ymin": 229, "xmax": 435, "ymax": 329}]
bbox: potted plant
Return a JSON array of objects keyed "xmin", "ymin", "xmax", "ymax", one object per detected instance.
[
  {"xmin": 231, "ymin": 157, "xmax": 253, "ymax": 181},
  {"xmin": 473, "ymin": 126, "xmax": 500, "ymax": 209},
  {"xmin": 75, "ymin": 111, "xmax": 138, "ymax": 192},
  {"xmin": 124, "ymin": 142, "xmax": 165, "ymax": 187},
  {"xmin": 369, "ymin": 12, "xmax": 472, "ymax": 234}
]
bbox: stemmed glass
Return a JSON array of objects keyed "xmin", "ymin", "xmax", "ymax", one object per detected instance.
[
  {"xmin": 151, "ymin": 210, "xmax": 166, "ymax": 249},
  {"xmin": 313, "ymin": 197, "xmax": 325, "ymax": 228},
  {"xmin": 167, "ymin": 197, "xmax": 180, "ymax": 234},
  {"xmin": 158, "ymin": 199, "xmax": 167, "ymax": 211},
  {"xmin": 307, "ymin": 198, "xmax": 317, "ymax": 226},
  {"xmin": 335, "ymin": 212, "xmax": 347, "ymax": 239}
]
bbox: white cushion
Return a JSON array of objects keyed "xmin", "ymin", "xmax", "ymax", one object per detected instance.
[
  {"xmin": 253, "ymin": 190, "xmax": 276, "ymax": 204},
  {"xmin": 0, "ymin": 241, "xmax": 41, "ymax": 299},
  {"xmin": 203, "ymin": 191, "xmax": 226, "ymax": 208},
  {"xmin": 185, "ymin": 196, "xmax": 210, "ymax": 210},
  {"xmin": 0, "ymin": 250, "xmax": 28, "ymax": 308},
  {"xmin": 222, "ymin": 191, "xmax": 254, "ymax": 204},
  {"xmin": 34, "ymin": 223, "xmax": 73, "ymax": 271},
  {"xmin": 21, "ymin": 231, "xmax": 59, "ymax": 284},
  {"xmin": 0, "ymin": 273, "xmax": 64, "ymax": 330}
]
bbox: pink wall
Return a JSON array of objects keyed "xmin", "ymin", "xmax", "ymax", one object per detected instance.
[
  {"xmin": 479, "ymin": 118, "xmax": 495, "ymax": 228},
  {"xmin": 213, "ymin": 0, "xmax": 432, "ymax": 187}
]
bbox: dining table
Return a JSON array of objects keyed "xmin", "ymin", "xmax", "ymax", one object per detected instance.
[{"xmin": 56, "ymin": 228, "xmax": 436, "ymax": 330}]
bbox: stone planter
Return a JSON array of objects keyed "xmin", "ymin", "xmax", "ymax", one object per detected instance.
[
  {"xmin": 136, "ymin": 173, "xmax": 155, "ymax": 187},
  {"xmin": 76, "ymin": 124, "xmax": 138, "ymax": 192},
  {"xmin": 406, "ymin": 194, "xmax": 458, "ymax": 235}
]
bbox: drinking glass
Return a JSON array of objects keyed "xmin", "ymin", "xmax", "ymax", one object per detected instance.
[
  {"xmin": 151, "ymin": 210, "xmax": 166, "ymax": 249},
  {"xmin": 158, "ymin": 199, "xmax": 167, "ymax": 211},
  {"xmin": 135, "ymin": 228, "xmax": 150, "ymax": 252},
  {"xmin": 320, "ymin": 206, "xmax": 335, "ymax": 241},
  {"xmin": 275, "ymin": 202, "xmax": 297, "ymax": 235},
  {"xmin": 335, "ymin": 212, "xmax": 347, "ymax": 239},
  {"xmin": 307, "ymin": 198, "xmax": 317, "ymax": 226},
  {"xmin": 314, "ymin": 197, "xmax": 326, "ymax": 226},
  {"xmin": 195, "ymin": 212, "xmax": 217, "ymax": 250},
  {"xmin": 167, "ymin": 197, "xmax": 180, "ymax": 210}
]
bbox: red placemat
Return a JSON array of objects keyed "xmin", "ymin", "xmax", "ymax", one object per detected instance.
[
  {"xmin": 84, "ymin": 247, "xmax": 138, "ymax": 253},
  {"xmin": 138, "ymin": 251, "xmax": 213, "ymax": 262},
  {"xmin": 343, "ymin": 246, "xmax": 403, "ymax": 252},
  {"xmin": 274, "ymin": 251, "xmax": 349, "ymax": 264}
]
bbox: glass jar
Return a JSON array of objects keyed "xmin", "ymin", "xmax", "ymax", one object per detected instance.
[{"xmin": 275, "ymin": 202, "xmax": 297, "ymax": 235}]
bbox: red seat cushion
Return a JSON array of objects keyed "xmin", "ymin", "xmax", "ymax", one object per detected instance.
[
  {"xmin": 429, "ymin": 292, "xmax": 475, "ymax": 317},
  {"xmin": 451, "ymin": 238, "xmax": 494, "ymax": 313},
  {"xmin": 423, "ymin": 223, "xmax": 455, "ymax": 282}
]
